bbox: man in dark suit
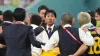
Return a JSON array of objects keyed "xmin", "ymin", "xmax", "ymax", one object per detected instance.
[
  {"xmin": 2, "ymin": 10, "xmax": 13, "ymax": 27},
  {"xmin": 0, "ymin": 10, "xmax": 13, "ymax": 56},
  {"xmin": 2, "ymin": 8, "xmax": 44, "ymax": 56}
]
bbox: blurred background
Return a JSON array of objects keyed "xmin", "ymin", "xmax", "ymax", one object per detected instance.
[{"xmin": 0, "ymin": 0, "xmax": 100, "ymax": 27}]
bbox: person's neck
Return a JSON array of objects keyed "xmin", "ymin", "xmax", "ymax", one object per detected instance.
[
  {"xmin": 15, "ymin": 21, "xmax": 24, "ymax": 22},
  {"xmin": 47, "ymin": 24, "xmax": 53, "ymax": 28},
  {"xmin": 15, "ymin": 21, "xmax": 24, "ymax": 24},
  {"xmin": 63, "ymin": 24, "xmax": 72, "ymax": 27}
]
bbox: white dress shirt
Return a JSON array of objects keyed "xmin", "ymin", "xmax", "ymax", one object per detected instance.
[
  {"xmin": 30, "ymin": 24, "xmax": 48, "ymax": 55},
  {"xmin": 30, "ymin": 24, "xmax": 55, "ymax": 55},
  {"xmin": 30, "ymin": 24, "xmax": 40, "ymax": 55},
  {"xmin": 3, "ymin": 21, "xmax": 12, "ymax": 23},
  {"xmin": 42, "ymin": 24, "xmax": 94, "ymax": 52},
  {"xmin": 41, "ymin": 24, "xmax": 55, "ymax": 43},
  {"xmin": 46, "ymin": 24, "xmax": 54, "ymax": 33},
  {"xmin": 30, "ymin": 24, "xmax": 38, "ymax": 29}
]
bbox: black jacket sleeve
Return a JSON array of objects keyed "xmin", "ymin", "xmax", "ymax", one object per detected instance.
[
  {"xmin": 28, "ymin": 27, "xmax": 45, "ymax": 48},
  {"xmin": 34, "ymin": 26, "xmax": 44, "ymax": 36}
]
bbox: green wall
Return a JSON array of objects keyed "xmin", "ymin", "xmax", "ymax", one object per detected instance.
[
  {"xmin": 27, "ymin": 0, "xmax": 89, "ymax": 27},
  {"xmin": 1, "ymin": 0, "xmax": 99, "ymax": 27},
  {"xmin": 87, "ymin": 0, "xmax": 100, "ymax": 11}
]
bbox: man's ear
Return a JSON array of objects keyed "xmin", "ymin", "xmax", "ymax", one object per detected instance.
[
  {"xmin": 0, "ymin": 26, "xmax": 2, "ymax": 33},
  {"xmin": 60, "ymin": 20, "xmax": 64, "ymax": 26},
  {"xmin": 38, "ymin": 13, "xmax": 39, "ymax": 16},
  {"xmin": 72, "ymin": 19, "xmax": 74, "ymax": 26},
  {"xmin": 54, "ymin": 18, "xmax": 56, "ymax": 22}
]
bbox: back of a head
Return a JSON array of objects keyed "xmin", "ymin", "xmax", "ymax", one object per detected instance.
[
  {"xmin": 77, "ymin": 12, "xmax": 91, "ymax": 26},
  {"xmin": 38, "ymin": 5, "xmax": 48, "ymax": 12},
  {"xmin": 61, "ymin": 13, "xmax": 73, "ymax": 25},
  {"xmin": 30, "ymin": 14, "xmax": 42, "ymax": 26},
  {"xmin": 3, "ymin": 10, "xmax": 13, "ymax": 22},
  {"xmin": 88, "ymin": 11, "xmax": 96, "ymax": 26},
  {"xmin": 13, "ymin": 8, "xmax": 26, "ymax": 21}
]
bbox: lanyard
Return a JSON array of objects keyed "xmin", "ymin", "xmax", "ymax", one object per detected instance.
[{"xmin": 63, "ymin": 28, "xmax": 82, "ymax": 44}]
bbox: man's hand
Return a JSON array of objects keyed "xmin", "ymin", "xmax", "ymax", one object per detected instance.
[
  {"xmin": 96, "ymin": 27, "xmax": 100, "ymax": 34},
  {"xmin": 68, "ymin": 55, "xmax": 77, "ymax": 56},
  {"xmin": 69, "ymin": 44, "xmax": 88, "ymax": 56},
  {"xmin": 0, "ymin": 44, "xmax": 6, "ymax": 48},
  {"xmin": 82, "ymin": 27, "xmax": 89, "ymax": 32}
]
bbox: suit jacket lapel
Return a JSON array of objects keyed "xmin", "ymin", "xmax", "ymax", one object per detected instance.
[
  {"xmin": 52, "ymin": 25, "xmax": 57, "ymax": 33},
  {"xmin": 43, "ymin": 25, "xmax": 58, "ymax": 38}
]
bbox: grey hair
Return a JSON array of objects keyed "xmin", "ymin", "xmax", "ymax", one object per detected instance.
[{"xmin": 61, "ymin": 13, "xmax": 73, "ymax": 25}]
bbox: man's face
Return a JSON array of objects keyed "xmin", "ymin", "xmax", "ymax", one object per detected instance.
[
  {"xmin": 45, "ymin": 13, "xmax": 56, "ymax": 25},
  {"xmin": 38, "ymin": 9, "xmax": 46, "ymax": 20},
  {"xmin": 0, "ymin": 15, "xmax": 3, "ymax": 21},
  {"xmin": 95, "ymin": 12, "xmax": 100, "ymax": 21}
]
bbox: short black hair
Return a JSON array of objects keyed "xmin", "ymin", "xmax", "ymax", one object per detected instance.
[
  {"xmin": 30, "ymin": 15, "xmax": 42, "ymax": 26},
  {"xmin": 88, "ymin": 11, "xmax": 95, "ymax": 18},
  {"xmin": 13, "ymin": 8, "xmax": 26, "ymax": 21},
  {"xmin": 96, "ymin": 7, "xmax": 100, "ymax": 15},
  {"xmin": 45, "ymin": 9, "xmax": 56, "ymax": 18},
  {"xmin": 38, "ymin": 5, "xmax": 48, "ymax": 12},
  {"xmin": 3, "ymin": 10, "xmax": 13, "ymax": 22},
  {"xmin": 0, "ymin": 11, "xmax": 3, "ymax": 15},
  {"xmin": 87, "ymin": 11, "xmax": 96, "ymax": 26}
]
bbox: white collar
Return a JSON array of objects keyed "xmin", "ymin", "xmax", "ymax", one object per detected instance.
[
  {"xmin": 30, "ymin": 24, "xmax": 38, "ymax": 29},
  {"xmin": 30, "ymin": 24, "xmax": 38, "ymax": 27},
  {"xmin": 46, "ymin": 24, "xmax": 54, "ymax": 31},
  {"xmin": 63, "ymin": 24, "xmax": 72, "ymax": 28},
  {"xmin": 3, "ymin": 21, "xmax": 12, "ymax": 23}
]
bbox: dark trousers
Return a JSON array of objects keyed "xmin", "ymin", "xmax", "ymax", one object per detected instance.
[{"xmin": 0, "ymin": 48, "xmax": 6, "ymax": 56}]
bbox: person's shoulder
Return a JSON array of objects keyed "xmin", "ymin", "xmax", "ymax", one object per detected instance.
[
  {"xmin": 2, "ymin": 23, "xmax": 12, "ymax": 26},
  {"xmin": 30, "ymin": 24, "xmax": 38, "ymax": 29},
  {"xmin": 69, "ymin": 27, "xmax": 79, "ymax": 31},
  {"xmin": 26, "ymin": 25, "xmax": 33, "ymax": 30},
  {"xmin": 42, "ymin": 24, "xmax": 46, "ymax": 29},
  {"xmin": 18, "ymin": 25, "xmax": 33, "ymax": 32},
  {"xmin": 71, "ymin": 27, "xmax": 78, "ymax": 29},
  {"xmin": 54, "ymin": 25, "xmax": 62, "ymax": 30},
  {"xmin": 5, "ymin": 24, "xmax": 32, "ymax": 29},
  {"xmin": 3, "ymin": 24, "xmax": 13, "ymax": 28}
]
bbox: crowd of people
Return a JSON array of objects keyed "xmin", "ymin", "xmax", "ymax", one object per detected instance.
[{"xmin": 0, "ymin": 5, "xmax": 100, "ymax": 56}]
